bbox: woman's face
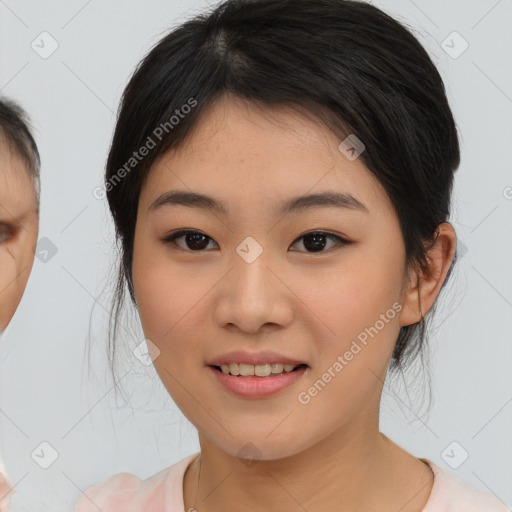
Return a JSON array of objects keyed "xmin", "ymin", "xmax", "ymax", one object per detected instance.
[
  {"xmin": 132, "ymin": 96, "xmax": 421, "ymax": 460},
  {"xmin": 0, "ymin": 144, "xmax": 38, "ymax": 333}
]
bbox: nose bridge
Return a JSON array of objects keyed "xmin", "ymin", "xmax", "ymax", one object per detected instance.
[
  {"xmin": 214, "ymin": 235, "xmax": 292, "ymax": 332},
  {"xmin": 232, "ymin": 234, "xmax": 273, "ymax": 303}
]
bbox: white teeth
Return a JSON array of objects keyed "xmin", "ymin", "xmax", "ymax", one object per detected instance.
[
  {"xmin": 255, "ymin": 364, "xmax": 272, "ymax": 377},
  {"xmin": 239, "ymin": 363, "xmax": 255, "ymax": 376},
  {"xmin": 271, "ymin": 363, "xmax": 284, "ymax": 374},
  {"xmin": 218, "ymin": 362, "xmax": 302, "ymax": 377}
]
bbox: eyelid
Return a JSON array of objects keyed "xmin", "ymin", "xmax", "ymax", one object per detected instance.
[
  {"xmin": 162, "ymin": 229, "xmax": 213, "ymax": 242},
  {"xmin": 288, "ymin": 230, "xmax": 352, "ymax": 254},
  {"xmin": 162, "ymin": 228, "xmax": 352, "ymax": 252}
]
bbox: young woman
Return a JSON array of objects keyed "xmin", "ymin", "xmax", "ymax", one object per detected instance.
[
  {"xmin": 75, "ymin": 0, "xmax": 508, "ymax": 510},
  {"xmin": 0, "ymin": 97, "xmax": 40, "ymax": 512}
]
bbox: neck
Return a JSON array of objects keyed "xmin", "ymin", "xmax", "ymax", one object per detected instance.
[{"xmin": 183, "ymin": 422, "xmax": 434, "ymax": 512}]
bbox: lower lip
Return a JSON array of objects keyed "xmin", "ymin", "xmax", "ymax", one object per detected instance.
[{"xmin": 208, "ymin": 365, "xmax": 308, "ymax": 398}]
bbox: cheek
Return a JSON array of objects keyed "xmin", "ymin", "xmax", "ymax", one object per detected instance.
[
  {"xmin": 303, "ymin": 252, "xmax": 402, "ymax": 342},
  {"xmin": 131, "ymin": 236, "xmax": 208, "ymax": 353},
  {"xmin": 0, "ymin": 248, "xmax": 17, "ymax": 284},
  {"xmin": 0, "ymin": 228, "xmax": 37, "ymax": 330},
  {"xmin": 297, "ymin": 249, "xmax": 404, "ymax": 410},
  {"xmin": 0, "ymin": 252, "xmax": 20, "ymax": 330},
  {"xmin": 131, "ymin": 245, "xmax": 214, "ymax": 422},
  {"xmin": 132, "ymin": 253, "xmax": 180, "ymax": 339},
  {"xmin": 293, "ymin": 264, "xmax": 401, "ymax": 430}
]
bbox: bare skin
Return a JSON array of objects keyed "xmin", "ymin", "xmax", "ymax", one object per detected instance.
[
  {"xmin": 182, "ymin": 434, "xmax": 435, "ymax": 512},
  {"xmin": 131, "ymin": 94, "xmax": 456, "ymax": 512},
  {"xmin": 0, "ymin": 141, "xmax": 38, "ymax": 333}
]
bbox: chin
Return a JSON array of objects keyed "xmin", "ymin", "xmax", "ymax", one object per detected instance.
[{"xmin": 210, "ymin": 432, "xmax": 313, "ymax": 464}]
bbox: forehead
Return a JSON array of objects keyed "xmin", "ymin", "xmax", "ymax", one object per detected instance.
[
  {"xmin": 0, "ymin": 141, "xmax": 38, "ymax": 217},
  {"xmin": 140, "ymin": 96, "xmax": 390, "ymax": 218}
]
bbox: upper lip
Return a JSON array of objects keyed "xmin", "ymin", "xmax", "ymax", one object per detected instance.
[{"xmin": 207, "ymin": 351, "xmax": 308, "ymax": 367}]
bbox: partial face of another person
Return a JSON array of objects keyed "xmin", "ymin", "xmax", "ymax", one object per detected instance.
[
  {"xmin": 0, "ymin": 140, "xmax": 38, "ymax": 333},
  {"xmin": 131, "ymin": 96, "xmax": 428, "ymax": 460}
]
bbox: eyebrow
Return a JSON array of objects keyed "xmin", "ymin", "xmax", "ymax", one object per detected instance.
[{"xmin": 148, "ymin": 190, "xmax": 369, "ymax": 216}]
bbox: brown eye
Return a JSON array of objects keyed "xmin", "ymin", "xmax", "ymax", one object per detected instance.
[
  {"xmin": 0, "ymin": 223, "xmax": 14, "ymax": 244},
  {"xmin": 161, "ymin": 229, "xmax": 351, "ymax": 254},
  {"xmin": 162, "ymin": 229, "xmax": 218, "ymax": 251},
  {"xmin": 290, "ymin": 231, "xmax": 351, "ymax": 253}
]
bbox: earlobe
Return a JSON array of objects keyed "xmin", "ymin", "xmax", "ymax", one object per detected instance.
[
  {"xmin": 399, "ymin": 271, "xmax": 423, "ymax": 327},
  {"xmin": 399, "ymin": 223, "xmax": 457, "ymax": 328}
]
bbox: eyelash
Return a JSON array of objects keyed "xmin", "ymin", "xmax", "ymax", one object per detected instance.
[{"xmin": 161, "ymin": 229, "xmax": 352, "ymax": 253}]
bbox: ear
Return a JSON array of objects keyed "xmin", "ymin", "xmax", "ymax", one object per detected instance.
[{"xmin": 399, "ymin": 222, "xmax": 457, "ymax": 327}]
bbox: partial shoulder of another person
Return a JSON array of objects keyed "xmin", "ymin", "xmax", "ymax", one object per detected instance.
[
  {"xmin": 73, "ymin": 454, "xmax": 198, "ymax": 512},
  {"xmin": 73, "ymin": 468, "xmax": 170, "ymax": 512},
  {"xmin": 74, "ymin": 472, "xmax": 142, "ymax": 512}
]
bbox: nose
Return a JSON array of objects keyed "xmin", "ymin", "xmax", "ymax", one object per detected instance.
[{"xmin": 213, "ymin": 243, "xmax": 294, "ymax": 334}]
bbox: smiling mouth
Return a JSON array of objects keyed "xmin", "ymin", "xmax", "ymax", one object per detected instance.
[{"xmin": 210, "ymin": 363, "xmax": 308, "ymax": 377}]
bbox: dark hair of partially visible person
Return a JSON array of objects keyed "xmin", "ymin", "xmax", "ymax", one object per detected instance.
[
  {"xmin": 99, "ymin": 0, "xmax": 460, "ymax": 411},
  {"xmin": 0, "ymin": 96, "xmax": 41, "ymax": 209}
]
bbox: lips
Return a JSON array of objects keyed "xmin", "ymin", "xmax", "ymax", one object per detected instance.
[
  {"xmin": 207, "ymin": 350, "xmax": 309, "ymax": 367},
  {"xmin": 209, "ymin": 364, "xmax": 308, "ymax": 398},
  {"xmin": 213, "ymin": 362, "xmax": 308, "ymax": 378}
]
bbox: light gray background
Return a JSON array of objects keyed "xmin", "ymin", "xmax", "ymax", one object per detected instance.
[{"xmin": 0, "ymin": 0, "xmax": 511, "ymax": 510}]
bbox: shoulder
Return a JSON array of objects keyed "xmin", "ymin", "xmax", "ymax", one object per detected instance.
[
  {"xmin": 422, "ymin": 459, "xmax": 509, "ymax": 512},
  {"xmin": 74, "ymin": 453, "xmax": 199, "ymax": 512},
  {"xmin": 73, "ymin": 471, "xmax": 153, "ymax": 512},
  {"xmin": 0, "ymin": 469, "xmax": 14, "ymax": 512}
]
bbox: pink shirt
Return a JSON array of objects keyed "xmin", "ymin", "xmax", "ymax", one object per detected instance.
[{"xmin": 74, "ymin": 453, "xmax": 509, "ymax": 512}]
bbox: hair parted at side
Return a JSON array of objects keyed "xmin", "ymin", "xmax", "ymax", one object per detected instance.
[{"xmin": 102, "ymin": 0, "xmax": 460, "ymax": 391}]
